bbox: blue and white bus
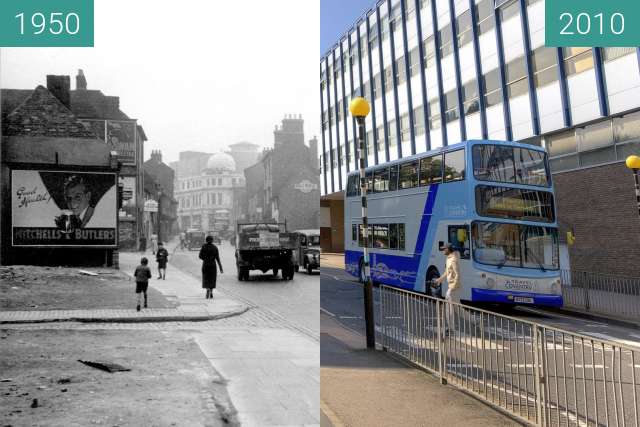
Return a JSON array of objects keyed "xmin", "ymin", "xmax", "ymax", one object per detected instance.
[{"xmin": 344, "ymin": 140, "xmax": 562, "ymax": 307}]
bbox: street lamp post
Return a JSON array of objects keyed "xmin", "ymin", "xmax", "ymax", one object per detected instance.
[
  {"xmin": 626, "ymin": 155, "xmax": 640, "ymax": 219},
  {"xmin": 349, "ymin": 97, "xmax": 375, "ymax": 349}
]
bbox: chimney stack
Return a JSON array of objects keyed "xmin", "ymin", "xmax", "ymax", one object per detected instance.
[
  {"xmin": 76, "ymin": 69, "xmax": 87, "ymax": 90},
  {"xmin": 46, "ymin": 75, "xmax": 71, "ymax": 109},
  {"xmin": 151, "ymin": 150, "xmax": 162, "ymax": 163}
]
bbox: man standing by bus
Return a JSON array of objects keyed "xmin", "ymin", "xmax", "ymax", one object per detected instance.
[{"xmin": 433, "ymin": 243, "xmax": 461, "ymax": 334}]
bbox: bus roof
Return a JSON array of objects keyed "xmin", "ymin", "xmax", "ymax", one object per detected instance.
[{"xmin": 346, "ymin": 139, "xmax": 547, "ymax": 175}]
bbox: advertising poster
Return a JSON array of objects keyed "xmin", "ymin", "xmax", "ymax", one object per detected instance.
[
  {"xmin": 78, "ymin": 119, "xmax": 136, "ymax": 164},
  {"xmin": 11, "ymin": 170, "xmax": 117, "ymax": 247}
]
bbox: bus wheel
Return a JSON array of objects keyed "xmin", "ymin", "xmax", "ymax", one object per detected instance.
[
  {"xmin": 359, "ymin": 259, "xmax": 366, "ymax": 283},
  {"xmin": 426, "ymin": 268, "xmax": 440, "ymax": 297}
]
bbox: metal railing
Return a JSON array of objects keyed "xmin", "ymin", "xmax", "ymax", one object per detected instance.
[
  {"xmin": 378, "ymin": 285, "xmax": 640, "ymax": 427},
  {"xmin": 561, "ymin": 270, "xmax": 640, "ymax": 322}
]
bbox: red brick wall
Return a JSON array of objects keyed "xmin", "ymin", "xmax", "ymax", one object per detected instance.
[{"xmin": 554, "ymin": 162, "xmax": 640, "ymax": 276}]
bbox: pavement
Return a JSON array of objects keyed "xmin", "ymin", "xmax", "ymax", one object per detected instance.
[
  {"xmin": 125, "ymin": 245, "xmax": 321, "ymax": 426},
  {"xmin": 320, "ymin": 312, "xmax": 519, "ymax": 426},
  {"xmin": 0, "ymin": 251, "xmax": 248, "ymax": 324},
  {"xmin": 320, "ymin": 252, "xmax": 344, "ymax": 270}
]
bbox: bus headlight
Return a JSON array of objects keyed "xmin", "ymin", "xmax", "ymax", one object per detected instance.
[
  {"xmin": 551, "ymin": 279, "xmax": 561, "ymax": 294},
  {"xmin": 486, "ymin": 277, "xmax": 495, "ymax": 289}
]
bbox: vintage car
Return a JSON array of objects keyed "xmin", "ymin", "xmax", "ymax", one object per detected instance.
[
  {"xmin": 185, "ymin": 229, "xmax": 206, "ymax": 251},
  {"xmin": 293, "ymin": 229, "xmax": 320, "ymax": 274}
]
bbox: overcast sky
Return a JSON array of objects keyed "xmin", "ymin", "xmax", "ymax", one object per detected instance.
[{"xmin": 0, "ymin": 0, "xmax": 320, "ymax": 164}]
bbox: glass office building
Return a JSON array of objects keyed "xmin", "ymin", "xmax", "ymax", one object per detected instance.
[{"xmin": 319, "ymin": 0, "xmax": 640, "ymax": 274}]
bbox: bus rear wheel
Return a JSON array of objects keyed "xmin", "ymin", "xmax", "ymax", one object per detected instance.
[
  {"xmin": 426, "ymin": 268, "xmax": 441, "ymax": 298},
  {"xmin": 359, "ymin": 259, "xmax": 366, "ymax": 283}
]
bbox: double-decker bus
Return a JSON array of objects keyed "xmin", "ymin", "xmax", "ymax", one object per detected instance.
[{"xmin": 344, "ymin": 140, "xmax": 562, "ymax": 307}]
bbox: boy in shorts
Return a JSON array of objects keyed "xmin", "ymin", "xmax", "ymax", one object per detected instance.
[{"xmin": 134, "ymin": 257, "xmax": 152, "ymax": 311}]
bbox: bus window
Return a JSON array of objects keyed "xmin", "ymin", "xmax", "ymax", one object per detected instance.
[
  {"xmin": 366, "ymin": 171, "xmax": 374, "ymax": 193},
  {"xmin": 473, "ymin": 144, "xmax": 516, "ymax": 183},
  {"xmin": 346, "ymin": 175, "xmax": 356, "ymax": 197},
  {"xmin": 448, "ymin": 225, "xmax": 470, "ymax": 259},
  {"xmin": 399, "ymin": 160, "xmax": 419, "ymax": 188},
  {"xmin": 373, "ymin": 168, "xmax": 389, "ymax": 192},
  {"xmin": 514, "ymin": 148, "xmax": 549, "ymax": 186},
  {"xmin": 374, "ymin": 224, "xmax": 389, "ymax": 248},
  {"xmin": 352, "ymin": 224, "xmax": 358, "ymax": 243},
  {"xmin": 444, "ymin": 149, "xmax": 465, "ymax": 182},
  {"xmin": 398, "ymin": 224, "xmax": 405, "ymax": 251},
  {"xmin": 389, "ymin": 224, "xmax": 398, "ymax": 249},
  {"xmin": 419, "ymin": 155, "xmax": 443, "ymax": 186},
  {"xmin": 389, "ymin": 164, "xmax": 399, "ymax": 191}
]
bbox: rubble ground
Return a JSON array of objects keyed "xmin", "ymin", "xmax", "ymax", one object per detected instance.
[
  {"xmin": 0, "ymin": 265, "xmax": 176, "ymax": 311},
  {"xmin": 0, "ymin": 328, "xmax": 239, "ymax": 427}
]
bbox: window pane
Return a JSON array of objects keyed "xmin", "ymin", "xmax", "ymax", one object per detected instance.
[
  {"xmin": 373, "ymin": 168, "xmax": 390, "ymax": 192},
  {"xmin": 389, "ymin": 164, "xmax": 399, "ymax": 191},
  {"xmin": 580, "ymin": 146, "xmax": 616, "ymax": 166},
  {"xmin": 505, "ymin": 57, "xmax": 527, "ymax": 83},
  {"xmin": 472, "ymin": 144, "xmax": 516, "ymax": 183},
  {"xmin": 507, "ymin": 78, "xmax": 528, "ymax": 98},
  {"xmin": 514, "ymin": 148, "xmax": 549, "ymax": 186},
  {"xmin": 423, "ymin": 37, "xmax": 436, "ymax": 68},
  {"xmin": 374, "ymin": 224, "xmax": 389, "ymax": 248},
  {"xmin": 564, "ymin": 50, "xmax": 594, "ymax": 76},
  {"xmin": 398, "ymin": 224, "xmax": 405, "ymax": 251},
  {"xmin": 456, "ymin": 10, "xmax": 473, "ymax": 46},
  {"xmin": 352, "ymin": 224, "xmax": 358, "ymax": 241},
  {"xmin": 443, "ymin": 90, "xmax": 459, "ymax": 123},
  {"xmin": 413, "ymin": 105, "xmax": 425, "ymax": 135},
  {"xmin": 399, "ymin": 160, "xmax": 419, "ymax": 188},
  {"xmin": 547, "ymin": 130, "xmax": 577, "ymax": 157},
  {"xmin": 419, "ymin": 155, "xmax": 443, "ymax": 185},
  {"xmin": 389, "ymin": 223, "xmax": 398, "ymax": 249},
  {"xmin": 617, "ymin": 140, "xmax": 640, "ymax": 161},
  {"xmin": 428, "ymin": 99, "xmax": 441, "ymax": 130},
  {"xmin": 549, "ymin": 154, "xmax": 579, "ymax": 172},
  {"xmin": 614, "ymin": 112, "xmax": 640, "ymax": 143},
  {"xmin": 475, "ymin": 185, "xmax": 555, "ymax": 222},
  {"xmin": 483, "ymin": 68, "xmax": 501, "ymax": 93},
  {"xmin": 444, "ymin": 149, "xmax": 466, "ymax": 182},
  {"xmin": 577, "ymin": 120, "xmax": 613, "ymax": 152},
  {"xmin": 603, "ymin": 47, "xmax": 635, "ymax": 62}
]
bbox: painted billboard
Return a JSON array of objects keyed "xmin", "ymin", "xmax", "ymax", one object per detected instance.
[
  {"xmin": 79, "ymin": 119, "xmax": 137, "ymax": 164},
  {"xmin": 11, "ymin": 170, "xmax": 117, "ymax": 247}
]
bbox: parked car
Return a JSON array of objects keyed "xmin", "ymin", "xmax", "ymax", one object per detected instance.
[{"xmin": 293, "ymin": 229, "xmax": 320, "ymax": 274}]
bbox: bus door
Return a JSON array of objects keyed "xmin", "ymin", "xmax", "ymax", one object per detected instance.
[{"xmin": 446, "ymin": 225, "xmax": 470, "ymax": 259}]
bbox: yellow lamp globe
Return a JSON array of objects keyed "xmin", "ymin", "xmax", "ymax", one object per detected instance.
[
  {"xmin": 626, "ymin": 155, "xmax": 640, "ymax": 170},
  {"xmin": 349, "ymin": 97, "xmax": 370, "ymax": 118}
]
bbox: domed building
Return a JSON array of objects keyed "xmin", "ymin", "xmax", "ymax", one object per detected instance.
[{"xmin": 174, "ymin": 151, "xmax": 246, "ymax": 235}]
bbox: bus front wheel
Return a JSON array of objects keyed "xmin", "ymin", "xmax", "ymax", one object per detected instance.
[{"xmin": 426, "ymin": 268, "xmax": 441, "ymax": 298}]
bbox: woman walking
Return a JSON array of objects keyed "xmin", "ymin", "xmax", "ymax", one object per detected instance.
[{"xmin": 199, "ymin": 235, "xmax": 223, "ymax": 299}]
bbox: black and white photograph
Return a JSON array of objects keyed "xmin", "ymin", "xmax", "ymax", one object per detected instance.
[{"xmin": 1, "ymin": 1, "xmax": 319, "ymax": 426}]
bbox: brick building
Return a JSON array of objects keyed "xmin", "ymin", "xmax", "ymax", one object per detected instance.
[
  {"xmin": 1, "ymin": 76, "xmax": 120, "ymax": 266},
  {"xmin": 244, "ymin": 115, "xmax": 320, "ymax": 231},
  {"xmin": 143, "ymin": 150, "xmax": 178, "ymax": 243}
]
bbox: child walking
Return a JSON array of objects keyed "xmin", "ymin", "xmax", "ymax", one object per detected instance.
[
  {"xmin": 134, "ymin": 257, "xmax": 152, "ymax": 312},
  {"xmin": 156, "ymin": 242, "xmax": 169, "ymax": 279}
]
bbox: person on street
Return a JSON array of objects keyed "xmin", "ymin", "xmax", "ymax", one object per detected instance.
[
  {"xmin": 199, "ymin": 235, "xmax": 223, "ymax": 299},
  {"xmin": 133, "ymin": 257, "xmax": 152, "ymax": 312},
  {"xmin": 179, "ymin": 231, "xmax": 186, "ymax": 250},
  {"xmin": 151, "ymin": 234, "xmax": 158, "ymax": 255},
  {"xmin": 156, "ymin": 242, "xmax": 169, "ymax": 280},
  {"xmin": 433, "ymin": 243, "xmax": 461, "ymax": 334}
]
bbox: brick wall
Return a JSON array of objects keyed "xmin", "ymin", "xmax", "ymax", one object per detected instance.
[{"xmin": 554, "ymin": 162, "xmax": 640, "ymax": 276}]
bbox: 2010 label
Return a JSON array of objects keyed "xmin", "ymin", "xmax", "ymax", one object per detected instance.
[{"xmin": 559, "ymin": 12, "xmax": 624, "ymax": 36}]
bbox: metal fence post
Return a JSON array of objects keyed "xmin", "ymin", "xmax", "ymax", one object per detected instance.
[
  {"xmin": 379, "ymin": 286, "xmax": 385, "ymax": 350},
  {"xmin": 583, "ymin": 271, "xmax": 591, "ymax": 311},
  {"xmin": 437, "ymin": 299, "xmax": 446, "ymax": 384},
  {"xmin": 533, "ymin": 325, "xmax": 547, "ymax": 426}
]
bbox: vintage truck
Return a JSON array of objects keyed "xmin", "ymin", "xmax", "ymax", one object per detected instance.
[{"xmin": 235, "ymin": 222, "xmax": 297, "ymax": 281}]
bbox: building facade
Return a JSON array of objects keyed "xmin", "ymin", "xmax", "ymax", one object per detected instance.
[
  {"xmin": 143, "ymin": 150, "xmax": 178, "ymax": 244},
  {"xmin": 244, "ymin": 115, "xmax": 320, "ymax": 231},
  {"xmin": 320, "ymin": 0, "xmax": 640, "ymax": 274},
  {"xmin": 1, "ymin": 76, "xmax": 120, "ymax": 266},
  {"xmin": 174, "ymin": 152, "xmax": 245, "ymax": 235}
]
